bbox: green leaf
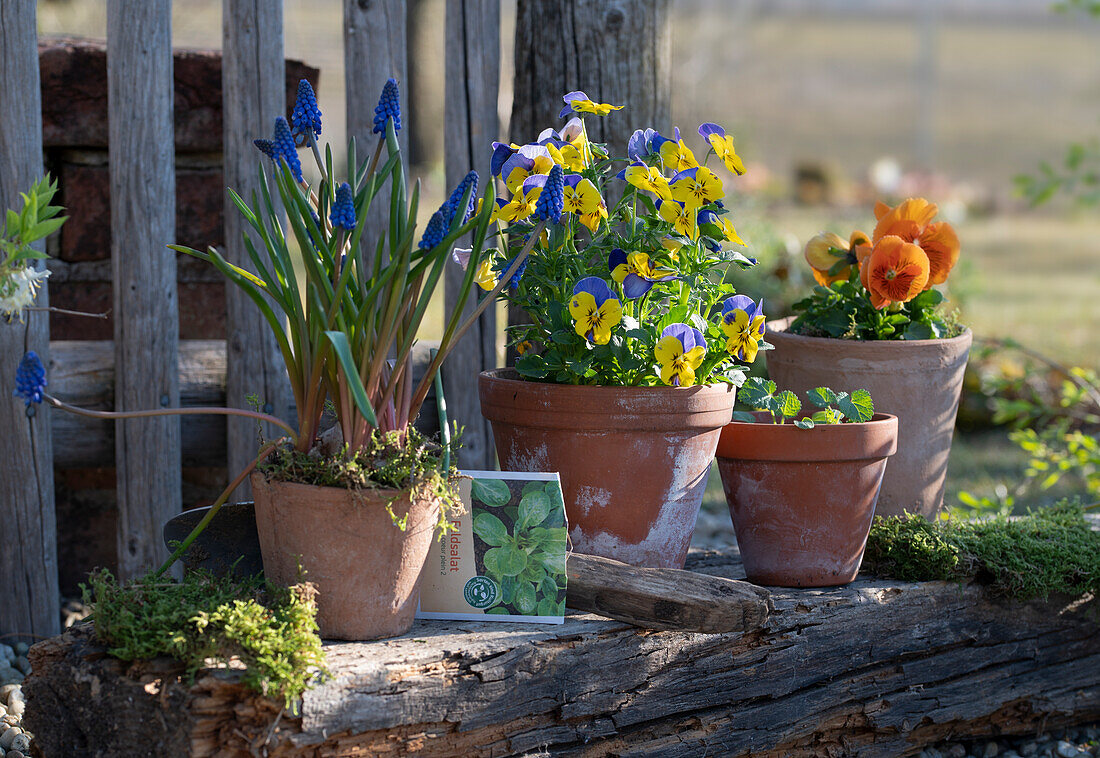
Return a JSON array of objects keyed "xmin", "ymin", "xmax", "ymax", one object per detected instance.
[
  {"xmin": 536, "ymin": 550, "xmax": 567, "ymax": 576},
  {"xmin": 513, "ymin": 581, "xmax": 537, "ymax": 614},
  {"xmin": 806, "ymin": 387, "xmax": 838, "ymax": 408},
  {"xmin": 491, "ymin": 544, "xmax": 527, "ymax": 577},
  {"xmin": 774, "ymin": 390, "xmax": 802, "ymax": 419},
  {"xmin": 500, "ymin": 574, "xmax": 517, "ymax": 605},
  {"xmin": 528, "ymin": 526, "xmax": 567, "ymax": 554},
  {"xmin": 538, "ymin": 574, "xmax": 559, "ymax": 599},
  {"xmin": 471, "ymin": 478, "xmax": 511, "ymax": 507},
  {"xmin": 518, "ymin": 491, "xmax": 552, "ymax": 530},
  {"xmin": 485, "ymin": 607, "xmax": 510, "ymax": 615},
  {"xmin": 739, "ymin": 377, "xmax": 776, "ymax": 409},
  {"xmin": 794, "ymin": 418, "xmax": 815, "ymax": 429},
  {"xmin": 322, "ymin": 332, "xmax": 378, "ymax": 427},
  {"xmin": 902, "ymin": 321, "xmax": 935, "ymax": 340},
  {"xmin": 473, "ymin": 512, "xmax": 508, "ymax": 547},
  {"xmin": 537, "ymin": 597, "xmax": 562, "ymax": 617},
  {"xmin": 838, "ymin": 389, "xmax": 875, "ymax": 423},
  {"xmin": 731, "ymin": 411, "xmax": 757, "ymax": 423}
]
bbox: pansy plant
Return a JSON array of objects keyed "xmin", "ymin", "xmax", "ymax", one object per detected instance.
[
  {"xmin": 736, "ymin": 377, "xmax": 875, "ymax": 429},
  {"xmin": 477, "ymin": 92, "xmax": 763, "ymax": 387}
]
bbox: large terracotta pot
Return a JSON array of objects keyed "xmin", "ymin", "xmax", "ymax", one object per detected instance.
[
  {"xmin": 765, "ymin": 319, "xmax": 971, "ymax": 518},
  {"xmin": 251, "ymin": 472, "xmax": 440, "ymax": 640},
  {"xmin": 717, "ymin": 412, "xmax": 898, "ymax": 587},
  {"xmin": 478, "ymin": 369, "xmax": 735, "ymax": 569}
]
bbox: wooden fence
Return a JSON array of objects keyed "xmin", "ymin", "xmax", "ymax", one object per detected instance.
[{"xmin": 0, "ymin": 0, "xmax": 501, "ymax": 638}]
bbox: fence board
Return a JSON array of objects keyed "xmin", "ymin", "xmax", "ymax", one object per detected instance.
[
  {"xmin": 222, "ymin": 0, "xmax": 292, "ymax": 499},
  {"xmin": 107, "ymin": 0, "xmax": 181, "ymax": 578},
  {"xmin": 0, "ymin": 0, "xmax": 60, "ymax": 639},
  {"xmin": 442, "ymin": 0, "xmax": 501, "ymax": 469},
  {"xmin": 343, "ymin": 0, "xmax": 407, "ymax": 267}
]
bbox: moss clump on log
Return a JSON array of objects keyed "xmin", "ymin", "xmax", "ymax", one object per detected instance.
[
  {"xmin": 864, "ymin": 499, "xmax": 1100, "ymax": 601},
  {"xmin": 84, "ymin": 569, "xmax": 325, "ymax": 708}
]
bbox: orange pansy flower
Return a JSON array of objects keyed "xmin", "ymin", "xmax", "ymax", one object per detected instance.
[
  {"xmin": 871, "ymin": 197, "xmax": 959, "ymax": 287},
  {"xmin": 860, "ymin": 235, "xmax": 930, "ymax": 309},
  {"xmin": 804, "ymin": 229, "xmax": 873, "ymax": 286}
]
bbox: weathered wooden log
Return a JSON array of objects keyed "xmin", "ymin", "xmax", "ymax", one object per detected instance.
[
  {"xmin": 566, "ymin": 551, "xmax": 771, "ymax": 633},
  {"xmin": 47, "ymin": 339, "xmax": 439, "ymax": 469},
  {"xmin": 24, "ymin": 546, "xmax": 1100, "ymax": 757}
]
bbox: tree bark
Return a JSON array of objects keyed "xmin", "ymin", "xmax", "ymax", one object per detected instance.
[
  {"xmin": 0, "ymin": 0, "xmax": 60, "ymax": 640},
  {"xmin": 506, "ymin": 0, "xmax": 671, "ymax": 365}
]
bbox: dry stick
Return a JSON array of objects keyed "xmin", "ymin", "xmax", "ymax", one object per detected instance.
[{"xmin": 24, "ymin": 305, "xmax": 110, "ymax": 319}]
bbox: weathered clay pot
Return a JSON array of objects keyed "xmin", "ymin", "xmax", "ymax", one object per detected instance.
[
  {"xmin": 478, "ymin": 368, "xmax": 735, "ymax": 569},
  {"xmin": 765, "ymin": 319, "xmax": 971, "ymax": 518},
  {"xmin": 251, "ymin": 472, "xmax": 440, "ymax": 640},
  {"xmin": 717, "ymin": 412, "xmax": 898, "ymax": 587}
]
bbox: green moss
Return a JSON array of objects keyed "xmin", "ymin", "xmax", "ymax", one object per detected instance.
[
  {"xmin": 864, "ymin": 499, "xmax": 1100, "ymax": 601},
  {"xmin": 83, "ymin": 569, "xmax": 325, "ymax": 710},
  {"xmin": 259, "ymin": 426, "xmax": 464, "ymax": 535}
]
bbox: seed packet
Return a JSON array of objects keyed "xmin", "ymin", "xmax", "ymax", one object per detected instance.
[{"xmin": 416, "ymin": 470, "xmax": 567, "ymax": 623}]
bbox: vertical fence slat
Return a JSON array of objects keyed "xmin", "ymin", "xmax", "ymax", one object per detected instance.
[
  {"xmin": 344, "ymin": 0, "xmax": 407, "ymax": 264},
  {"xmin": 223, "ymin": 0, "xmax": 291, "ymax": 499},
  {"xmin": 0, "ymin": 0, "xmax": 60, "ymax": 638},
  {"xmin": 108, "ymin": 0, "xmax": 181, "ymax": 577},
  {"xmin": 443, "ymin": 0, "xmax": 500, "ymax": 469}
]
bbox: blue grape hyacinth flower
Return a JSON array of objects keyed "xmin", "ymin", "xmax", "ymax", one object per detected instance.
[
  {"xmin": 330, "ymin": 183, "xmax": 356, "ymax": 231},
  {"xmin": 271, "ymin": 117, "xmax": 303, "ymax": 182},
  {"xmin": 14, "ymin": 351, "xmax": 46, "ymax": 406},
  {"xmin": 373, "ymin": 78, "xmax": 402, "ymax": 135},
  {"xmin": 534, "ymin": 164, "xmax": 564, "ymax": 224},
  {"xmin": 290, "ymin": 79, "xmax": 323, "ymax": 142},
  {"xmin": 442, "ymin": 171, "xmax": 479, "ymax": 225},
  {"xmin": 418, "ymin": 210, "xmax": 446, "ymax": 250}
]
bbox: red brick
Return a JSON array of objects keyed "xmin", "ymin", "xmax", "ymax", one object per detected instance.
[
  {"xmin": 178, "ymin": 282, "xmax": 226, "ymax": 340},
  {"xmin": 176, "ymin": 167, "xmax": 225, "ymax": 252},
  {"xmin": 40, "ymin": 37, "xmax": 320, "ymax": 152},
  {"xmin": 58, "ymin": 161, "xmax": 111, "ymax": 262},
  {"xmin": 50, "ymin": 281, "xmax": 113, "ymax": 340}
]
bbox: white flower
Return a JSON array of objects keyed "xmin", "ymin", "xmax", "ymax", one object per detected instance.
[
  {"xmin": 451, "ymin": 247, "xmax": 473, "ymax": 271},
  {"xmin": 0, "ymin": 266, "xmax": 50, "ymax": 321}
]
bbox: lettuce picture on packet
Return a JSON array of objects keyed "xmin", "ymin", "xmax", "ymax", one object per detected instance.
[{"xmin": 416, "ymin": 471, "xmax": 568, "ymax": 623}]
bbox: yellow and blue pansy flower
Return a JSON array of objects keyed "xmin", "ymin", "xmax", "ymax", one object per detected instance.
[
  {"xmin": 559, "ymin": 90, "xmax": 624, "ymax": 118},
  {"xmin": 562, "ymin": 174, "xmax": 602, "ymax": 216},
  {"xmin": 698, "ymin": 122, "xmax": 746, "ymax": 176},
  {"xmin": 720, "ymin": 295, "xmax": 766, "ymax": 363},
  {"xmin": 538, "ymin": 117, "xmax": 584, "ymax": 146},
  {"xmin": 655, "ymin": 323, "xmax": 707, "ymax": 387},
  {"xmin": 494, "ymin": 188, "xmax": 538, "ymax": 223},
  {"xmin": 616, "ymin": 161, "xmax": 672, "ymax": 200},
  {"xmin": 490, "ymin": 141, "xmax": 519, "ymax": 177},
  {"xmin": 568, "ymin": 276, "xmax": 623, "ymax": 345},
  {"xmin": 670, "ymin": 166, "xmax": 724, "ymax": 209},
  {"xmin": 608, "ymin": 248, "xmax": 677, "ymax": 299},
  {"xmin": 656, "ymin": 199, "xmax": 698, "ymax": 239},
  {"xmin": 475, "ymin": 259, "xmax": 498, "ymax": 291},
  {"xmin": 501, "ymin": 143, "xmax": 555, "ymax": 194}
]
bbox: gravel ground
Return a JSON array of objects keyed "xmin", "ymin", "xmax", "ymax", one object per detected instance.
[{"xmin": 0, "ymin": 642, "xmax": 33, "ymax": 758}]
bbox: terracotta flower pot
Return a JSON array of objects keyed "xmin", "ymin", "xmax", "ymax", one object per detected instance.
[
  {"xmin": 251, "ymin": 472, "xmax": 440, "ymax": 640},
  {"xmin": 717, "ymin": 412, "xmax": 898, "ymax": 587},
  {"xmin": 765, "ymin": 319, "xmax": 971, "ymax": 518},
  {"xmin": 478, "ymin": 368, "xmax": 735, "ymax": 569}
]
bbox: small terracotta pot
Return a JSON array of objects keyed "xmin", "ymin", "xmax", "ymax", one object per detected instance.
[
  {"xmin": 766, "ymin": 319, "xmax": 971, "ymax": 518},
  {"xmin": 251, "ymin": 473, "xmax": 440, "ymax": 640},
  {"xmin": 717, "ymin": 412, "xmax": 898, "ymax": 587},
  {"xmin": 478, "ymin": 369, "xmax": 735, "ymax": 568}
]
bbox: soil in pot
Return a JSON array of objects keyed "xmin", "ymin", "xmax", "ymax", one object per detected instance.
[
  {"xmin": 478, "ymin": 368, "xmax": 735, "ymax": 569},
  {"xmin": 716, "ymin": 412, "xmax": 898, "ymax": 587},
  {"xmin": 251, "ymin": 473, "xmax": 440, "ymax": 640},
  {"xmin": 766, "ymin": 318, "xmax": 970, "ymax": 518}
]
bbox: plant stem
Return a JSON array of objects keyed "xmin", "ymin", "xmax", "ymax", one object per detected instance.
[
  {"xmin": 977, "ymin": 336, "xmax": 1100, "ymax": 413},
  {"xmin": 45, "ymin": 397, "xmax": 299, "ymax": 442},
  {"xmin": 153, "ymin": 438, "xmax": 284, "ymax": 578}
]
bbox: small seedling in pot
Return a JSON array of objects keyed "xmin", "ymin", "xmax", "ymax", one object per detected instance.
[{"xmin": 734, "ymin": 377, "xmax": 874, "ymax": 429}]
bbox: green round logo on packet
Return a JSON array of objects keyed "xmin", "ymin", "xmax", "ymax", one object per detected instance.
[{"xmin": 463, "ymin": 576, "xmax": 498, "ymax": 609}]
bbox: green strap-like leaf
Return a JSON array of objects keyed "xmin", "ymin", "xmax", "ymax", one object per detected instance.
[{"xmin": 323, "ymin": 331, "xmax": 377, "ymax": 427}]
